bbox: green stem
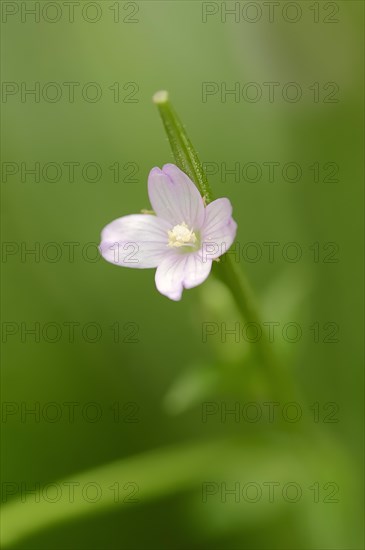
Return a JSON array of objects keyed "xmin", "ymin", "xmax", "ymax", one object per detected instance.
[
  {"xmin": 214, "ymin": 255, "xmax": 293, "ymax": 400},
  {"xmin": 153, "ymin": 91, "xmax": 294, "ymax": 399}
]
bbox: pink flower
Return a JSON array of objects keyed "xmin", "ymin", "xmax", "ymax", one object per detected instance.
[{"xmin": 100, "ymin": 164, "xmax": 237, "ymax": 301}]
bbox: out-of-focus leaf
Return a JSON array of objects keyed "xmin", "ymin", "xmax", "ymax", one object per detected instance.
[
  {"xmin": 1, "ymin": 433, "xmax": 359, "ymax": 549},
  {"xmin": 197, "ymin": 277, "xmax": 250, "ymax": 364},
  {"xmin": 261, "ymin": 266, "xmax": 313, "ymax": 321},
  {"xmin": 163, "ymin": 362, "xmax": 220, "ymax": 415}
]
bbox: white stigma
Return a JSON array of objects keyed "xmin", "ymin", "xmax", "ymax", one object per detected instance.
[{"xmin": 168, "ymin": 222, "xmax": 197, "ymax": 248}]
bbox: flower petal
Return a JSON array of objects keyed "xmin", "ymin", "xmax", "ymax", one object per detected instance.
[
  {"xmin": 201, "ymin": 198, "xmax": 237, "ymax": 260},
  {"xmin": 100, "ymin": 214, "xmax": 171, "ymax": 268},
  {"xmin": 155, "ymin": 252, "xmax": 212, "ymax": 301},
  {"xmin": 148, "ymin": 164, "xmax": 205, "ymax": 228}
]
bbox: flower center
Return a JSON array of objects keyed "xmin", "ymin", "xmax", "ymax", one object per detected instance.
[{"xmin": 168, "ymin": 222, "xmax": 197, "ymax": 249}]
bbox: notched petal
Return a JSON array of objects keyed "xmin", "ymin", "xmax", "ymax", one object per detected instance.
[
  {"xmin": 100, "ymin": 214, "xmax": 171, "ymax": 269},
  {"xmin": 201, "ymin": 198, "xmax": 237, "ymax": 260},
  {"xmin": 148, "ymin": 164, "xmax": 205, "ymax": 229},
  {"xmin": 155, "ymin": 253, "xmax": 213, "ymax": 301}
]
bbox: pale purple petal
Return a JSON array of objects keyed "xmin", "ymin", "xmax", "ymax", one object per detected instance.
[
  {"xmin": 201, "ymin": 198, "xmax": 237, "ymax": 260},
  {"xmin": 155, "ymin": 252, "xmax": 213, "ymax": 301},
  {"xmin": 100, "ymin": 214, "xmax": 171, "ymax": 268},
  {"xmin": 148, "ymin": 164, "xmax": 205, "ymax": 229}
]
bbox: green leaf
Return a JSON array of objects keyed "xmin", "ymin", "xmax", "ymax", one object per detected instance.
[
  {"xmin": 1, "ymin": 434, "xmax": 357, "ymax": 548},
  {"xmin": 163, "ymin": 362, "xmax": 221, "ymax": 415}
]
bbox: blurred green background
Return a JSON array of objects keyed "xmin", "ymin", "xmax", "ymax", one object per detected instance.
[{"xmin": 1, "ymin": 1, "xmax": 364, "ymax": 548}]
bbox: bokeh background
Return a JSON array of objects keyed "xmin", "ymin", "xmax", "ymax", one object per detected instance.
[{"xmin": 1, "ymin": 1, "xmax": 364, "ymax": 548}]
